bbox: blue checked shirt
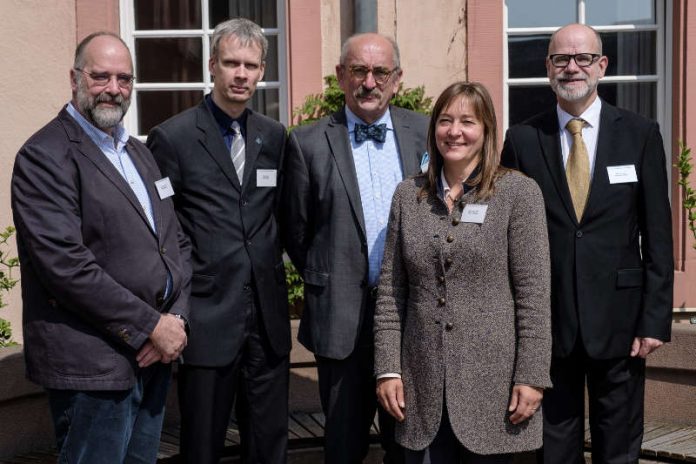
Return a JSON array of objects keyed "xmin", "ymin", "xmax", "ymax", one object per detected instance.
[{"xmin": 345, "ymin": 107, "xmax": 404, "ymax": 286}]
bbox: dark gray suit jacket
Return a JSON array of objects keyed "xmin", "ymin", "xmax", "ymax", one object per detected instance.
[
  {"xmin": 281, "ymin": 106, "xmax": 428, "ymax": 359},
  {"xmin": 148, "ymin": 101, "xmax": 290, "ymax": 366},
  {"xmin": 12, "ymin": 106, "xmax": 191, "ymax": 390},
  {"xmin": 501, "ymin": 101, "xmax": 674, "ymax": 359}
]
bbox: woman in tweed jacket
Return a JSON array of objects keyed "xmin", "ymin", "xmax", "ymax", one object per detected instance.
[{"xmin": 374, "ymin": 82, "xmax": 551, "ymax": 463}]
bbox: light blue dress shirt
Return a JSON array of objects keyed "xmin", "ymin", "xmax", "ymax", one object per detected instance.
[{"xmin": 345, "ymin": 107, "xmax": 404, "ymax": 286}]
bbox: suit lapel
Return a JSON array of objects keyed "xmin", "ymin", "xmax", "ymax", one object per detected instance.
[
  {"xmin": 127, "ymin": 140, "xmax": 163, "ymax": 236},
  {"xmin": 391, "ymin": 106, "xmax": 420, "ymax": 177},
  {"xmin": 537, "ymin": 109, "xmax": 579, "ymax": 224},
  {"xmin": 242, "ymin": 111, "xmax": 264, "ymax": 189},
  {"xmin": 584, "ymin": 103, "xmax": 620, "ymax": 222},
  {"xmin": 195, "ymin": 102, "xmax": 242, "ymax": 192},
  {"xmin": 60, "ymin": 110, "xmax": 156, "ymax": 234},
  {"xmin": 327, "ymin": 109, "xmax": 367, "ymax": 239}
]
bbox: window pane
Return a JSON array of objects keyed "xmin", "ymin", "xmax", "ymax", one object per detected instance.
[
  {"xmin": 263, "ymin": 35, "xmax": 279, "ymax": 81},
  {"xmin": 250, "ymin": 89, "xmax": 280, "ymax": 121},
  {"xmin": 508, "ymin": 86, "xmax": 556, "ymax": 126},
  {"xmin": 134, "ymin": 0, "xmax": 201, "ymax": 30},
  {"xmin": 508, "ymin": 34, "xmax": 551, "ymax": 78},
  {"xmin": 138, "ymin": 90, "xmax": 203, "ymax": 135},
  {"xmin": 507, "ymin": 0, "xmax": 574, "ymax": 28},
  {"xmin": 210, "ymin": 0, "xmax": 277, "ymax": 28},
  {"xmin": 586, "ymin": 0, "xmax": 655, "ymax": 26},
  {"xmin": 600, "ymin": 32, "xmax": 656, "ymax": 76},
  {"xmin": 598, "ymin": 82, "xmax": 656, "ymax": 120},
  {"xmin": 136, "ymin": 38, "xmax": 203, "ymax": 83}
]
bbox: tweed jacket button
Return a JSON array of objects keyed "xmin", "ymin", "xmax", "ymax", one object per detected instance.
[
  {"xmin": 446, "ymin": 235, "xmax": 454, "ymax": 243},
  {"xmin": 438, "ymin": 297, "xmax": 446, "ymax": 306},
  {"xmin": 445, "ymin": 257, "xmax": 453, "ymax": 266},
  {"xmin": 452, "ymin": 218, "xmax": 460, "ymax": 226},
  {"xmin": 445, "ymin": 322, "xmax": 454, "ymax": 331},
  {"xmin": 438, "ymin": 275, "xmax": 445, "ymax": 283}
]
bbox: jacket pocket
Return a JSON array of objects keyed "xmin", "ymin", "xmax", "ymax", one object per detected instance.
[
  {"xmin": 303, "ymin": 269, "xmax": 329, "ymax": 287},
  {"xmin": 191, "ymin": 273, "xmax": 215, "ymax": 296},
  {"xmin": 616, "ymin": 268, "xmax": 643, "ymax": 288}
]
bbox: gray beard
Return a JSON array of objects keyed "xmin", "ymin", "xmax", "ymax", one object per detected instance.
[
  {"xmin": 76, "ymin": 87, "xmax": 130, "ymax": 131},
  {"xmin": 550, "ymin": 77, "xmax": 598, "ymax": 102}
]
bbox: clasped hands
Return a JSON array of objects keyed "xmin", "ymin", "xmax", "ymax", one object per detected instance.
[
  {"xmin": 136, "ymin": 313, "xmax": 187, "ymax": 367},
  {"xmin": 376, "ymin": 378, "xmax": 543, "ymax": 425}
]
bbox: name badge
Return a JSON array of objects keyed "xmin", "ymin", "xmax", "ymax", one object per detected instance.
[
  {"xmin": 607, "ymin": 165, "xmax": 638, "ymax": 184},
  {"xmin": 257, "ymin": 169, "xmax": 277, "ymax": 187},
  {"xmin": 154, "ymin": 177, "xmax": 175, "ymax": 200},
  {"xmin": 461, "ymin": 204, "xmax": 488, "ymax": 224}
]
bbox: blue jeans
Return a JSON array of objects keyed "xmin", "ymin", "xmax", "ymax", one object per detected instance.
[{"xmin": 47, "ymin": 363, "xmax": 171, "ymax": 464}]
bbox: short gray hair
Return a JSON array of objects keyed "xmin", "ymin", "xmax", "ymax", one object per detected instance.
[
  {"xmin": 210, "ymin": 18, "xmax": 268, "ymax": 62},
  {"xmin": 339, "ymin": 33, "xmax": 401, "ymax": 69}
]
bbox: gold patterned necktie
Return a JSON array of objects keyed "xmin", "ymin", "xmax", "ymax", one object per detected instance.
[{"xmin": 565, "ymin": 118, "xmax": 590, "ymax": 221}]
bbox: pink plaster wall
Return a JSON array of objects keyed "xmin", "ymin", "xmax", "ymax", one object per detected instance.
[
  {"xmin": 287, "ymin": 0, "xmax": 324, "ymax": 123},
  {"xmin": 671, "ymin": 0, "xmax": 696, "ymax": 309},
  {"xmin": 75, "ymin": 0, "xmax": 120, "ymax": 41}
]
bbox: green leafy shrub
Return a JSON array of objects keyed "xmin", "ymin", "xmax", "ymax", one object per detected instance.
[
  {"xmin": 285, "ymin": 261, "xmax": 304, "ymax": 318},
  {"xmin": 0, "ymin": 226, "xmax": 19, "ymax": 347},
  {"xmin": 675, "ymin": 141, "xmax": 696, "ymax": 250},
  {"xmin": 292, "ymin": 74, "xmax": 432, "ymax": 127}
]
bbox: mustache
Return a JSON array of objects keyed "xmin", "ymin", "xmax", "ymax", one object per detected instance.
[
  {"xmin": 95, "ymin": 92, "xmax": 125, "ymax": 104},
  {"xmin": 355, "ymin": 86, "xmax": 382, "ymax": 99}
]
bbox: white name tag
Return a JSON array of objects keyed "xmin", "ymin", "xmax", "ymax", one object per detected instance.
[
  {"xmin": 154, "ymin": 177, "xmax": 175, "ymax": 200},
  {"xmin": 607, "ymin": 165, "xmax": 638, "ymax": 184},
  {"xmin": 461, "ymin": 204, "xmax": 488, "ymax": 223},
  {"xmin": 257, "ymin": 169, "xmax": 277, "ymax": 187}
]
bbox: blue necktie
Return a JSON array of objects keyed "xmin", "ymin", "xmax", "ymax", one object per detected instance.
[{"xmin": 354, "ymin": 123, "xmax": 387, "ymax": 143}]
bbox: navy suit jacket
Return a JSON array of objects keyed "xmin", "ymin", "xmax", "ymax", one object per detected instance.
[
  {"xmin": 147, "ymin": 101, "xmax": 290, "ymax": 366},
  {"xmin": 501, "ymin": 101, "xmax": 673, "ymax": 359},
  {"xmin": 12, "ymin": 106, "xmax": 191, "ymax": 390}
]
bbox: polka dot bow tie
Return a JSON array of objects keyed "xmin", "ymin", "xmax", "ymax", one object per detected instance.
[{"xmin": 354, "ymin": 123, "xmax": 387, "ymax": 143}]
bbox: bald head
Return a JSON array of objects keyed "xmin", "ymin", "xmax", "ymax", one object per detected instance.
[{"xmin": 548, "ymin": 23, "xmax": 603, "ymax": 56}]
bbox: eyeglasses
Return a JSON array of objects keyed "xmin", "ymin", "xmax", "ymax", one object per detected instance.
[
  {"xmin": 347, "ymin": 65, "xmax": 399, "ymax": 85},
  {"xmin": 74, "ymin": 68, "xmax": 135, "ymax": 88},
  {"xmin": 548, "ymin": 53, "xmax": 601, "ymax": 68}
]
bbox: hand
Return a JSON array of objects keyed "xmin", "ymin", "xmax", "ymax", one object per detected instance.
[
  {"xmin": 376, "ymin": 378, "xmax": 406, "ymax": 422},
  {"xmin": 508, "ymin": 384, "xmax": 543, "ymax": 425},
  {"xmin": 136, "ymin": 340, "xmax": 163, "ymax": 368},
  {"xmin": 149, "ymin": 313, "xmax": 187, "ymax": 363},
  {"xmin": 630, "ymin": 337, "xmax": 664, "ymax": 358}
]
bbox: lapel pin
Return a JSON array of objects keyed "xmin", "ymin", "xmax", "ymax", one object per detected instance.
[{"xmin": 255, "ymin": 137, "xmax": 262, "ymax": 145}]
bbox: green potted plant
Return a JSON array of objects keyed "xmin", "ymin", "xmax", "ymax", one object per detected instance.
[{"xmin": 0, "ymin": 226, "xmax": 19, "ymax": 347}]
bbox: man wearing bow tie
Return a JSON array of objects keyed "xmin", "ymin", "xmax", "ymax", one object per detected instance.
[
  {"xmin": 147, "ymin": 18, "xmax": 290, "ymax": 464},
  {"xmin": 281, "ymin": 33, "xmax": 428, "ymax": 463}
]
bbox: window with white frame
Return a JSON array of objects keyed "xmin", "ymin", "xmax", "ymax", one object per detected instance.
[
  {"xmin": 120, "ymin": 0, "xmax": 287, "ymax": 139},
  {"xmin": 504, "ymin": 0, "xmax": 669, "ymax": 137}
]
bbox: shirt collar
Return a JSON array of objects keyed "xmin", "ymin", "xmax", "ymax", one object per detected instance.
[
  {"xmin": 66, "ymin": 102, "xmax": 129, "ymax": 149},
  {"xmin": 205, "ymin": 94, "xmax": 248, "ymax": 136},
  {"xmin": 556, "ymin": 96, "xmax": 602, "ymax": 131},
  {"xmin": 345, "ymin": 106, "xmax": 393, "ymax": 133},
  {"xmin": 438, "ymin": 163, "xmax": 481, "ymax": 200}
]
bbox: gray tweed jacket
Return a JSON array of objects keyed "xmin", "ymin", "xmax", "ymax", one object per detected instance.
[{"xmin": 374, "ymin": 170, "xmax": 552, "ymax": 454}]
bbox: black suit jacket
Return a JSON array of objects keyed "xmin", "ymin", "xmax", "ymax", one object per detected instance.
[
  {"xmin": 11, "ymin": 107, "xmax": 191, "ymax": 390},
  {"xmin": 501, "ymin": 101, "xmax": 673, "ymax": 359},
  {"xmin": 280, "ymin": 106, "xmax": 429, "ymax": 360},
  {"xmin": 147, "ymin": 101, "xmax": 290, "ymax": 366}
]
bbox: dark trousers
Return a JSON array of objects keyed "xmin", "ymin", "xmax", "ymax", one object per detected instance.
[
  {"xmin": 404, "ymin": 406, "xmax": 513, "ymax": 464},
  {"xmin": 178, "ymin": 296, "xmax": 289, "ymax": 464},
  {"xmin": 316, "ymin": 298, "xmax": 403, "ymax": 464},
  {"xmin": 538, "ymin": 345, "xmax": 645, "ymax": 464},
  {"xmin": 47, "ymin": 362, "xmax": 171, "ymax": 464}
]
